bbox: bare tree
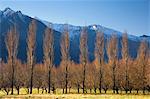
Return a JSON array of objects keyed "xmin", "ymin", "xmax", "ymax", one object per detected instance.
[
  {"xmin": 95, "ymin": 31, "xmax": 104, "ymax": 93},
  {"xmin": 27, "ymin": 19, "xmax": 36, "ymax": 94},
  {"xmin": 121, "ymin": 32, "xmax": 129, "ymax": 93},
  {"xmin": 14, "ymin": 60, "xmax": 26, "ymax": 95},
  {"xmin": 102, "ymin": 63, "xmax": 112, "ymax": 93},
  {"xmin": 51, "ymin": 66, "xmax": 57, "ymax": 94},
  {"xmin": 33, "ymin": 63, "xmax": 47, "ymax": 94},
  {"xmin": 23, "ymin": 63, "xmax": 30, "ymax": 94},
  {"xmin": 1, "ymin": 63, "xmax": 12, "ymax": 95},
  {"xmin": 137, "ymin": 40, "xmax": 149, "ymax": 94},
  {"xmin": 5, "ymin": 26, "xmax": 19, "ymax": 95},
  {"xmin": 107, "ymin": 34, "xmax": 118, "ymax": 93},
  {"xmin": 43, "ymin": 26, "xmax": 54, "ymax": 93},
  {"xmin": 61, "ymin": 25, "xmax": 70, "ymax": 94},
  {"xmin": 80, "ymin": 27, "xmax": 88, "ymax": 93},
  {"xmin": 86, "ymin": 62, "xmax": 98, "ymax": 94},
  {"xmin": 70, "ymin": 62, "xmax": 82, "ymax": 93},
  {"xmin": 56, "ymin": 63, "xmax": 65, "ymax": 94},
  {"xmin": 147, "ymin": 53, "xmax": 150, "ymax": 93}
]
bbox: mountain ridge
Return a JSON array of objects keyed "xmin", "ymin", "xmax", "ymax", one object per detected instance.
[
  {"xmin": 35, "ymin": 15, "xmax": 150, "ymax": 43},
  {"xmin": 0, "ymin": 8, "xmax": 149, "ymax": 65},
  {"xmin": 1, "ymin": 7, "xmax": 149, "ymax": 39}
]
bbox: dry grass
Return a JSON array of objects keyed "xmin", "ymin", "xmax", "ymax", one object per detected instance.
[
  {"xmin": 0, "ymin": 94, "xmax": 150, "ymax": 99},
  {"xmin": 0, "ymin": 88, "xmax": 150, "ymax": 99}
]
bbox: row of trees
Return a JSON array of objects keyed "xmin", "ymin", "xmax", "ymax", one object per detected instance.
[{"xmin": 0, "ymin": 20, "xmax": 150, "ymax": 95}]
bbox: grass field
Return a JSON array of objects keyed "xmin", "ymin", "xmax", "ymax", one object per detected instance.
[
  {"xmin": 0, "ymin": 88, "xmax": 150, "ymax": 99},
  {"xmin": 1, "ymin": 94, "xmax": 150, "ymax": 99}
]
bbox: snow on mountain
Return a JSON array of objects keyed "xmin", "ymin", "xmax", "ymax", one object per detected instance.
[
  {"xmin": 40, "ymin": 19, "xmax": 142, "ymax": 42},
  {"xmin": 2, "ymin": 7, "xmax": 15, "ymax": 17},
  {"xmin": 52, "ymin": 23, "xmax": 81, "ymax": 38},
  {"xmin": 89, "ymin": 24, "xmax": 122, "ymax": 36},
  {"xmin": 1, "ymin": 7, "xmax": 148, "ymax": 43},
  {"xmin": 37, "ymin": 18, "xmax": 124, "ymax": 39},
  {"xmin": 33, "ymin": 15, "xmax": 150, "ymax": 43},
  {"xmin": 36, "ymin": 19, "xmax": 82, "ymax": 38},
  {"xmin": 1, "ymin": 8, "xmax": 26, "ymax": 24}
]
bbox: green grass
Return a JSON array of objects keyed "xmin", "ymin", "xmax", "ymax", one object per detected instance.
[{"xmin": 0, "ymin": 88, "xmax": 150, "ymax": 99}]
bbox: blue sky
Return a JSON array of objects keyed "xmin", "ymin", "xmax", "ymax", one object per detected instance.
[{"xmin": 0, "ymin": 0, "xmax": 149, "ymax": 36}]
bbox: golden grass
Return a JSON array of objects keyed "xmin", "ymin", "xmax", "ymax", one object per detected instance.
[
  {"xmin": 0, "ymin": 88, "xmax": 150, "ymax": 99},
  {"xmin": 1, "ymin": 94, "xmax": 150, "ymax": 99}
]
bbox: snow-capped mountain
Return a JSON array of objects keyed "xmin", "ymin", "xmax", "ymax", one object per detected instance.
[
  {"xmin": 38, "ymin": 18, "xmax": 145, "ymax": 42},
  {"xmin": 0, "ymin": 8, "xmax": 149, "ymax": 65},
  {"xmin": 2, "ymin": 7, "xmax": 15, "ymax": 17},
  {"xmin": 40, "ymin": 19, "xmax": 122, "ymax": 37},
  {"xmin": 35, "ymin": 19, "xmax": 82, "ymax": 38}
]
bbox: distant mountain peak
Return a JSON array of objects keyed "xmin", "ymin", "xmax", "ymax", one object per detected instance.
[
  {"xmin": 3, "ymin": 7, "xmax": 15, "ymax": 17},
  {"xmin": 90, "ymin": 24, "xmax": 97, "ymax": 30},
  {"xmin": 1, "ymin": 7, "xmax": 25, "ymax": 22},
  {"xmin": 4, "ymin": 7, "xmax": 13, "ymax": 11},
  {"xmin": 140, "ymin": 35, "xmax": 150, "ymax": 38}
]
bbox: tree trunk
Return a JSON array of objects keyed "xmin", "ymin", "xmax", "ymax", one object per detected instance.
[
  {"xmin": 86, "ymin": 89, "xmax": 87, "ymax": 93},
  {"xmin": 45, "ymin": 88, "xmax": 47, "ymax": 93},
  {"xmin": 99, "ymin": 60, "xmax": 102, "ymax": 94},
  {"xmin": 142, "ymin": 63, "xmax": 146, "ymax": 95},
  {"xmin": 37, "ymin": 87, "xmax": 40, "ymax": 94},
  {"xmin": 116, "ymin": 87, "xmax": 119, "ymax": 94},
  {"xmin": 104, "ymin": 90, "xmax": 107, "ymax": 93},
  {"xmin": 17, "ymin": 86, "xmax": 20, "ymax": 95},
  {"xmin": 94, "ymin": 88, "xmax": 96, "ymax": 94},
  {"xmin": 125, "ymin": 89, "xmax": 128, "ymax": 94},
  {"xmin": 104, "ymin": 88, "xmax": 108, "ymax": 94},
  {"xmin": 143, "ymin": 87, "xmax": 145, "ymax": 94},
  {"xmin": 83, "ymin": 63, "xmax": 86, "ymax": 94},
  {"xmin": 99, "ymin": 87, "xmax": 102, "ymax": 94},
  {"xmin": 90, "ymin": 89, "xmax": 92, "ymax": 93},
  {"xmin": 30, "ymin": 63, "xmax": 34, "ymax": 94},
  {"xmin": 112, "ymin": 65, "xmax": 116, "ymax": 94},
  {"xmin": 63, "ymin": 88, "xmax": 64, "ymax": 94},
  {"xmin": 4, "ymin": 88, "xmax": 10, "ymax": 95},
  {"xmin": 83, "ymin": 80, "xmax": 85, "ymax": 94},
  {"xmin": 77, "ymin": 84, "xmax": 80, "ymax": 93},
  {"xmin": 65, "ymin": 65, "xmax": 68, "ymax": 94},
  {"xmin": 99, "ymin": 85, "xmax": 102, "ymax": 93},
  {"xmin": 27, "ymin": 87, "xmax": 29, "ymax": 94},
  {"xmin": 6, "ymin": 91, "xmax": 9, "ymax": 95},
  {"xmin": 52, "ymin": 86, "xmax": 56, "ymax": 94},
  {"xmin": 48, "ymin": 69, "xmax": 51, "ymax": 94},
  {"xmin": 11, "ymin": 56, "xmax": 14, "ymax": 95},
  {"xmin": 125, "ymin": 59, "xmax": 129, "ymax": 94},
  {"xmin": 130, "ymin": 90, "xmax": 132, "ymax": 93},
  {"xmin": 136, "ymin": 89, "xmax": 139, "ymax": 94}
]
